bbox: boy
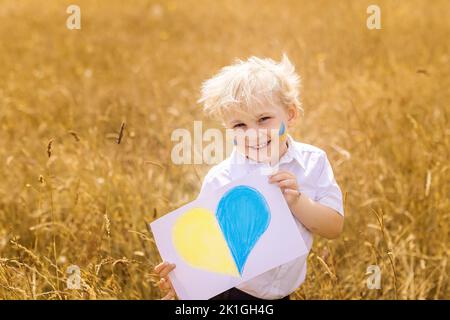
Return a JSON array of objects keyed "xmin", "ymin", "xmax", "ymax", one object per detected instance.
[{"xmin": 154, "ymin": 54, "xmax": 344, "ymax": 300}]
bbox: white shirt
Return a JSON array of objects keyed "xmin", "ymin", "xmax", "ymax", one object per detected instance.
[{"xmin": 198, "ymin": 135, "xmax": 344, "ymax": 299}]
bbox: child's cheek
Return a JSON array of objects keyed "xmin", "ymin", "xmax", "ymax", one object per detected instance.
[{"xmin": 262, "ymin": 120, "xmax": 277, "ymax": 136}]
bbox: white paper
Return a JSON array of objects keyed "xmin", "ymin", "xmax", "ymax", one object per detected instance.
[{"xmin": 149, "ymin": 171, "xmax": 308, "ymax": 300}]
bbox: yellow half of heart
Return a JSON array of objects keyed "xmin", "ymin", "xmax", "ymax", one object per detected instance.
[{"xmin": 172, "ymin": 207, "xmax": 239, "ymax": 277}]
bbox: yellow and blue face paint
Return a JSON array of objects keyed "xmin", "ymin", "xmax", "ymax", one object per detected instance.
[{"xmin": 279, "ymin": 122, "xmax": 287, "ymax": 141}]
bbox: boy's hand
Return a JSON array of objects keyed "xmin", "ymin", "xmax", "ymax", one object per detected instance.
[
  {"xmin": 269, "ymin": 171, "xmax": 301, "ymax": 209},
  {"xmin": 154, "ymin": 262, "xmax": 177, "ymax": 300}
]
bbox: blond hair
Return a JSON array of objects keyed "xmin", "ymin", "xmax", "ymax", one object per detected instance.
[{"xmin": 197, "ymin": 53, "xmax": 303, "ymax": 120}]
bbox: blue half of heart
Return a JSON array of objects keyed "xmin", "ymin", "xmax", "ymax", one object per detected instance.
[{"xmin": 215, "ymin": 185, "xmax": 271, "ymax": 275}]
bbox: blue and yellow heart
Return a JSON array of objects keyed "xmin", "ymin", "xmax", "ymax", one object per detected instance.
[{"xmin": 172, "ymin": 186, "xmax": 271, "ymax": 277}]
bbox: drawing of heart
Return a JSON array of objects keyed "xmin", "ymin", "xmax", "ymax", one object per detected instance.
[{"xmin": 171, "ymin": 185, "xmax": 271, "ymax": 276}]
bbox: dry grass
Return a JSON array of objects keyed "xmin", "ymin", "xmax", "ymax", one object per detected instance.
[{"xmin": 0, "ymin": 0, "xmax": 448, "ymax": 299}]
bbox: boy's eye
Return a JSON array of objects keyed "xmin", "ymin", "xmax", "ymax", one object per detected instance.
[
  {"xmin": 259, "ymin": 116, "xmax": 271, "ymax": 122},
  {"xmin": 233, "ymin": 123, "xmax": 246, "ymax": 129}
]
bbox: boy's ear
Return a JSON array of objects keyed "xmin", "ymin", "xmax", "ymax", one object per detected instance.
[{"xmin": 286, "ymin": 105, "xmax": 299, "ymax": 127}]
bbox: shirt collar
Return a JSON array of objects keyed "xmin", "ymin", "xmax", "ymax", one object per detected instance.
[
  {"xmin": 229, "ymin": 134, "xmax": 306, "ymax": 178},
  {"xmin": 280, "ymin": 134, "xmax": 306, "ymax": 169}
]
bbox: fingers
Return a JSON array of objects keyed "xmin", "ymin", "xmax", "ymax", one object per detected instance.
[
  {"xmin": 269, "ymin": 171, "xmax": 301, "ymax": 199},
  {"xmin": 158, "ymin": 278, "xmax": 172, "ymax": 291},
  {"xmin": 276, "ymin": 178, "xmax": 297, "ymax": 190},
  {"xmin": 154, "ymin": 262, "xmax": 176, "ymax": 278},
  {"xmin": 161, "ymin": 290, "xmax": 176, "ymax": 300},
  {"xmin": 154, "ymin": 261, "xmax": 168, "ymax": 273},
  {"xmin": 155, "ymin": 263, "xmax": 177, "ymax": 300},
  {"xmin": 269, "ymin": 171, "xmax": 295, "ymax": 183},
  {"xmin": 159, "ymin": 264, "xmax": 176, "ymax": 278}
]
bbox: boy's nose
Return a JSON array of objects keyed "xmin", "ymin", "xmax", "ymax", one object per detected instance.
[{"xmin": 245, "ymin": 128, "xmax": 269, "ymax": 145}]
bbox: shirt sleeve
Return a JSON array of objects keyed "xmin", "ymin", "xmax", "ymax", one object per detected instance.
[
  {"xmin": 198, "ymin": 173, "xmax": 212, "ymax": 198},
  {"xmin": 197, "ymin": 166, "xmax": 225, "ymax": 199},
  {"xmin": 313, "ymin": 152, "xmax": 345, "ymax": 216}
]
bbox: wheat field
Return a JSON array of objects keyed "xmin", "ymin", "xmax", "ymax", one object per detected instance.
[{"xmin": 0, "ymin": 0, "xmax": 448, "ymax": 300}]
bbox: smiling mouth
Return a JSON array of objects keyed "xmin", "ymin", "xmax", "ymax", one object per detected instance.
[{"xmin": 248, "ymin": 139, "xmax": 271, "ymax": 150}]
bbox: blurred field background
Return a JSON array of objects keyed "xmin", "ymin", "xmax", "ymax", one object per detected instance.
[{"xmin": 0, "ymin": 0, "xmax": 449, "ymax": 299}]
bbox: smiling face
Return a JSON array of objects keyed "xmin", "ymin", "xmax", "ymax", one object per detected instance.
[{"xmin": 223, "ymin": 101, "xmax": 298, "ymax": 163}]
